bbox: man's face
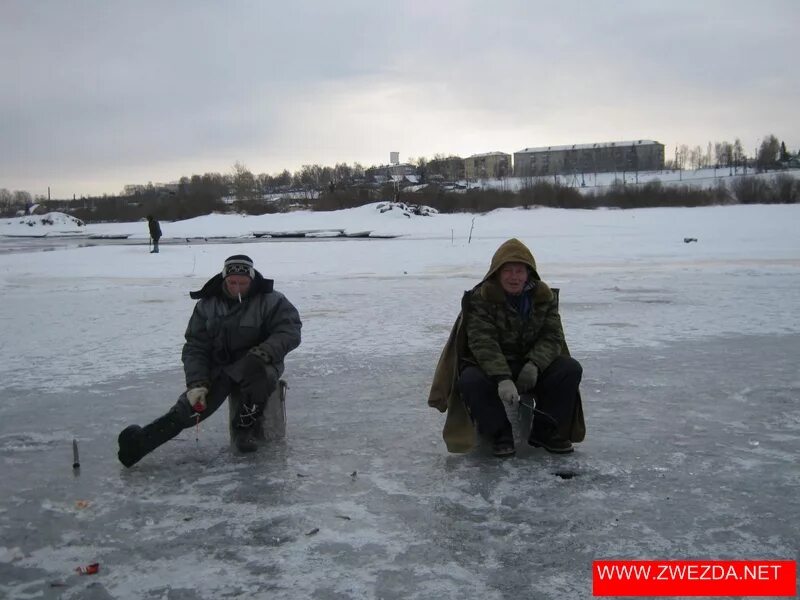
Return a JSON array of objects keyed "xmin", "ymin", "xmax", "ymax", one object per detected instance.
[
  {"xmin": 498, "ymin": 262, "xmax": 528, "ymax": 295},
  {"xmin": 224, "ymin": 274, "xmax": 252, "ymax": 297}
]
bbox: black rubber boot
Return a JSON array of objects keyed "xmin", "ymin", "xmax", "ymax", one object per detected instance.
[
  {"xmin": 118, "ymin": 412, "xmax": 184, "ymax": 467},
  {"xmin": 528, "ymin": 424, "xmax": 574, "ymax": 454},
  {"xmin": 492, "ymin": 424, "xmax": 516, "ymax": 458},
  {"xmin": 231, "ymin": 426, "xmax": 259, "ymax": 453},
  {"xmin": 251, "ymin": 414, "xmax": 267, "ymax": 442}
]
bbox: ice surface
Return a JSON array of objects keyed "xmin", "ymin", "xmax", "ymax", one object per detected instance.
[{"xmin": 0, "ymin": 204, "xmax": 798, "ymax": 598}]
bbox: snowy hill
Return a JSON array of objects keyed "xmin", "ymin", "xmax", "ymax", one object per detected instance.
[{"xmin": 0, "ymin": 212, "xmax": 86, "ymax": 236}]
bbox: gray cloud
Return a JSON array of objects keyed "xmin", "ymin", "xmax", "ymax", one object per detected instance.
[{"xmin": 2, "ymin": 0, "xmax": 798, "ymax": 197}]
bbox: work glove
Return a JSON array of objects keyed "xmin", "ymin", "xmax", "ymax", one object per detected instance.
[
  {"xmin": 226, "ymin": 352, "xmax": 269, "ymax": 383},
  {"xmin": 497, "ymin": 379, "xmax": 519, "ymax": 407},
  {"xmin": 187, "ymin": 386, "xmax": 209, "ymax": 413},
  {"xmin": 240, "ymin": 353, "xmax": 268, "ymax": 377},
  {"xmin": 516, "ymin": 362, "xmax": 539, "ymax": 393}
]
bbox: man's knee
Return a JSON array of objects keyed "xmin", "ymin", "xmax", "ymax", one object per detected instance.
[
  {"xmin": 241, "ymin": 367, "xmax": 278, "ymax": 402},
  {"xmin": 458, "ymin": 366, "xmax": 492, "ymax": 390},
  {"xmin": 563, "ymin": 356, "xmax": 582, "ymax": 380},
  {"xmin": 546, "ymin": 356, "xmax": 582, "ymax": 381}
]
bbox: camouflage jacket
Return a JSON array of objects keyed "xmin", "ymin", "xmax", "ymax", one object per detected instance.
[{"xmin": 462, "ymin": 277, "xmax": 565, "ymax": 381}]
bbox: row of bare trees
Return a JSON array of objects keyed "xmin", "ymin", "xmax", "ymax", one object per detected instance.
[
  {"xmin": 667, "ymin": 134, "xmax": 792, "ymax": 172},
  {"xmin": 229, "ymin": 161, "xmax": 369, "ymax": 201}
]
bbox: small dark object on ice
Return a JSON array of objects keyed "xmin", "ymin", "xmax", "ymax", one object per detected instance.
[
  {"xmin": 350, "ymin": 470, "xmax": 357, "ymax": 478},
  {"xmin": 72, "ymin": 439, "xmax": 80, "ymax": 469},
  {"xmin": 75, "ymin": 562, "xmax": 99, "ymax": 575},
  {"xmin": 683, "ymin": 237, "xmax": 698, "ymax": 243},
  {"xmin": 306, "ymin": 528, "xmax": 320, "ymax": 536}
]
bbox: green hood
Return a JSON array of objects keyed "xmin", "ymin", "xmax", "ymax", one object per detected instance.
[{"xmin": 483, "ymin": 238, "xmax": 540, "ymax": 283}]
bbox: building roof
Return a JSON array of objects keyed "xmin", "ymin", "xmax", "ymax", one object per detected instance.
[
  {"xmin": 516, "ymin": 140, "xmax": 662, "ymax": 154},
  {"xmin": 466, "ymin": 151, "xmax": 511, "ymax": 159}
]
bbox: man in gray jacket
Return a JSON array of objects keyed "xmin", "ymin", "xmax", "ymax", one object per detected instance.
[{"xmin": 118, "ymin": 254, "xmax": 302, "ymax": 467}]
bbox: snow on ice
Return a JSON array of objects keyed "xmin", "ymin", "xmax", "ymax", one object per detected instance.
[{"xmin": 0, "ymin": 202, "xmax": 798, "ymax": 599}]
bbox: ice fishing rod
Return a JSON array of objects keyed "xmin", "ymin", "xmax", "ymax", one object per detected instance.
[{"xmin": 519, "ymin": 395, "xmax": 559, "ymax": 428}]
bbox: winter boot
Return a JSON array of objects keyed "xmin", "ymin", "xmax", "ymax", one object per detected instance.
[
  {"xmin": 492, "ymin": 424, "xmax": 516, "ymax": 458},
  {"xmin": 251, "ymin": 414, "xmax": 267, "ymax": 442},
  {"xmin": 117, "ymin": 412, "xmax": 184, "ymax": 467},
  {"xmin": 228, "ymin": 391, "xmax": 265, "ymax": 452},
  {"xmin": 231, "ymin": 426, "xmax": 259, "ymax": 453},
  {"xmin": 528, "ymin": 425, "xmax": 574, "ymax": 454}
]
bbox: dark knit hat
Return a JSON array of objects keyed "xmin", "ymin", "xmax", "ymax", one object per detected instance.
[{"xmin": 222, "ymin": 254, "xmax": 255, "ymax": 279}]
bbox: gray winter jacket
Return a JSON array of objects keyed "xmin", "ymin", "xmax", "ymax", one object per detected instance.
[{"xmin": 181, "ymin": 271, "xmax": 302, "ymax": 387}]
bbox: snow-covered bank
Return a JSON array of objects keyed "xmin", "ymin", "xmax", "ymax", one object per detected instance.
[{"xmin": 0, "ymin": 211, "xmax": 86, "ymax": 236}]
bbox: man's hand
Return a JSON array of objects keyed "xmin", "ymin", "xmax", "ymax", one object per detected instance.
[
  {"xmin": 226, "ymin": 353, "xmax": 269, "ymax": 383},
  {"xmin": 187, "ymin": 386, "xmax": 209, "ymax": 412},
  {"xmin": 239, "ymin": 353, "xmax": 268, "ymax": 376},
  {"xmin": 516, "ymin": 362, "xmax": 539, "ymax": 393},
  {"xmin": 497, "ymin": 379, "xmax": 519, "ymax": 406}
]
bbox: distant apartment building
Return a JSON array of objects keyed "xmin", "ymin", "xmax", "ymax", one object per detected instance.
[
  {"xmin": 513, "ymin": 140, "xmax": 665, "ymax": 177},
  {"xmin": 465, "ymin": 152, "xmax": 512, "ymax": 179}
]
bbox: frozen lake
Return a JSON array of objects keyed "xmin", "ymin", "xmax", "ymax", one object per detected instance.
[{"xmin": 1, "ymin": 204, "xmax": 798, "ymax": 598}]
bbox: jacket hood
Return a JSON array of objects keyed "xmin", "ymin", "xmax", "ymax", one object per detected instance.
[
  {"xmin": 189, "ymin": 270, "xmax": 274, "ymax": 300},
  {"xmin": 482, "ymin": 238, "xmax": 539, "ymax": 283}
]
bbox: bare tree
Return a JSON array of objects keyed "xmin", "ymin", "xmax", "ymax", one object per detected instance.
[
  {"xmin": 676, "ymin": 145, "xmax": 689, "ymax": 170},
  {"xmin": 689, "ymin": 146, "xmax": 703, "ymax": 169},
  {"xmin": 333, "ymin": 162, "xmax": 353, "ymax": 186},
  {"xmin": 714, "ymin": 141, "xmax": 733, "ymax": 169},
  {"xmin": 757, "ymin": 134, "xmax": 780, "ymax": 171},
  {"xmin": 273, "ymin": 170, "xmax": 292, "ymax": 189},
  {"xmin": 733, "ymin": 139, "xmax": 745, "ymax": 173},
  {"xmin": 319, "ymin": 166, "xmax": 334, "ymax": 188},
  {"xmin": 231, "ymin": 162, "xmax": 257, "ymax": 201},
  {"xmin": 299, "ymin": 164, "xmax": 325, "ymax": 199},
  {"xmin": 14, "ymin": 190, "xmax": 33, "ymax": 207},
  {"xmin": 0, "ymin": 188, "xmax": 12, "ymax": 209}
]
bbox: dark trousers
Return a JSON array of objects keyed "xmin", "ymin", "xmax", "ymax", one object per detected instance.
[
  {"xmin": 458, "ymin": 356, "xmax": 582, "ymax": 439},
  {"xmin": 151, "ymin": 238, "xmax": 160, "ymax": 253},
  {"xmin": 167, "ymin": 369, "xmax": 277, "ymax": 430}
]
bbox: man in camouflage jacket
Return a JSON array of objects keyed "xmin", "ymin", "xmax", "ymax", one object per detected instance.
[{"xmin": 428, "ymin": 238, "xmax": 585, "ymax": 457}]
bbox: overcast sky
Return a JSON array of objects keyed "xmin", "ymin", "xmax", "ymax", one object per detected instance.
[{"xmin": 2, "ymin": 0, "xmax": 798, "ymax": 198}]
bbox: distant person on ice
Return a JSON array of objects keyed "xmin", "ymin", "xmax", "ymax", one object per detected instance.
[
  {"xmin": 428, "ymin": 238, "xmax": 585, "ymax": 457},
  {"xmin": 146, "ymin": 215, "xmax": 162, "ymax": 253},
  {"xmin": 117, "ymin": 254, "xmax": 302, "ymax": 467}
]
